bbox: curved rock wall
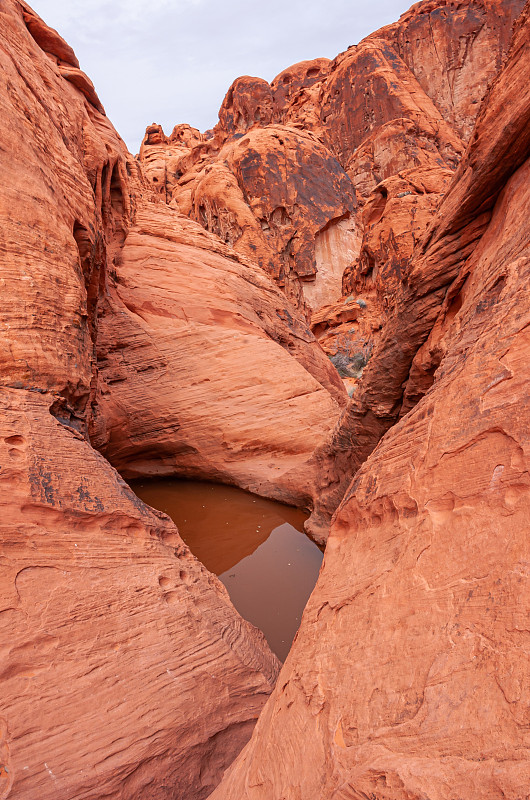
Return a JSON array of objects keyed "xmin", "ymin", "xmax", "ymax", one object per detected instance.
[
  {"xmin": 208, "ymin": 6, "xmax": 530, "ymax": 796},
  {"xmin": 90, "ymin": 203, "xmax": 345, "ymax": 505},
  {"xmin": 2, "ymin": 0, "xmax": 529, "ymax": 798},
  {"xmin": 139, "ymin": 0, "xmax": 524, "ymax": 319},
  {"xmin": 307, "ymin": 0, "xmax": 530, "ymax": 539},
  {"xmin": 0, "ymin": 388, "xmax": 279, "ymax": 800},
  {"xmin": 0, "ymin": 3, "xmax": 345, "ymax": 798}
]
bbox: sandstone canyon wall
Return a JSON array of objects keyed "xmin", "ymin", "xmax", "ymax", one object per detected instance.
[
  {"xmin": 90, "ymin": 203, "xmax": 346, "ymax": 506},
  {"xmin": 0, "ymin": 2, "xmax": 344, "ymax": 798},
  {"xmin": 140, "ymin": 0, "xmax": 526, "ymax": 545},
  {"xmin": 139, "ymin": 0, "xmax": 524, "ymax": 322},
  {"xmin": 138, "ymin": 2, "xmax": 526, "ymax": 522},
  {"xmin": 1, "ymin": 0, "xmax": 529, "ymax": 798},
  {"xmin": 209, "ymin": 4, "xmax": 530, "ymax": 798}
]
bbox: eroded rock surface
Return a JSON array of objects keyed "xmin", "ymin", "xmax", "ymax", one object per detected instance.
[
  {"xmin": 209, "ymin": 6, "xmax": 530, "ymax": 797},
  {"xmin": 90, "ymin": 202, "xmax": 345, "ymax": 505},
  {"xmin": 140, "ymin": 0, "xmax": 523, "ymax": 318},
  {"xmin": 307, "ymin": 0, "xmax": 530, "ymax": 539},
  {"xmin": 0, "ymin": 389, "xmax": 279, "ymax": 800},
  {"xmin": 313, "ymin": 167, "xmax": 453, "ymax": 389},
  {"xmin": 0, "ymin": 3, "xmax": 347, "ymax": 798},
  {"xmin": 2, "ymin": 0, "xmax": 530, "ymax": 798}
]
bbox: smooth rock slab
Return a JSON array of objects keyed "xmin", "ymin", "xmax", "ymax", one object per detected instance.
[{"xmin": 0, "ymin": 388, "xmax": 280, "ymax": 800}]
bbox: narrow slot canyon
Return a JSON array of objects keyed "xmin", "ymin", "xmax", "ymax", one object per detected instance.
[{"xmin": 1, "ymin": 0, "xmax": 529, "ymax": 798}]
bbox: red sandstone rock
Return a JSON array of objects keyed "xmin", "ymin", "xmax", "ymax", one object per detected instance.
[
  {"xmin": 342, "ymin": 166, "xmax": 453, "ymax": 320},
  {"xmin": 217, "ymin": 76, "xmax": 274, "ymax": 136},
  {"xmin": 144, "ymin": 122, "xmax": 169, "ymax": 145},
  {"xmin": 199, "ymin": 126, "xmax": 357, "ymax": 303},
  {"xmin": 0, "ymin": 2, "xmax": 348, "ymax": 797},
  {"xmin": 270, "ymin": 58, "xmax": 330, "ymax": 117},
  {"xmin": 377, "ymin": 0, "xmax": 526, "ymax": 141},
  {"xmin": 306, "ymin": 0, "xmax": 530, "ymax": 541},
  {"xmin": 0, "ymin": 388, "xmax": 279, "ymax": 800},
  {"xmin": 20, "ymin": 2, "xmax": 79, "ymax": 67},
  {"xmin": 310, "ymin": 296, "xmax": 381, "ymax": 399},
  {"xmin": 141, "ymin": 121, "xmax": 359, "ymax": 311},
  {"xmin": 169, "ymin": 122, "xmax": 204, "ymax": 147},
  {"xmin": 310, "ymin": 167, "xmax": 452, "ymax": 387},
  {"xmin": 140, "ymin": 0, "xmax": 522, "ymax": 316},
  {"xmin": 3, "ymin": 0, "xmax": 530, "ymax": 798},
  {"xmin": 140, "ymin": 124, "xmax": 187, "ymax": 201},
  {"xmin": 315, "ymin": 37, "xmax": 463, "ymax": 182},
  {"xmin": 58, "ymin": 64, "xmax": 106, "ymax": 114},
  {"xmin": 90, "ymin": 201, "xmax": 346, "ymax": 505},
  {"xmin": 209, "ymin": 5, "xmax": 530, "ymax": 798}
]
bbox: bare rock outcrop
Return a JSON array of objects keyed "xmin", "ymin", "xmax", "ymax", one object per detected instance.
[
  {"xmin": 3, "ymin": 0, "xmax": 530, "ymax": 797},
  {"xmin": 0, "ymin": 388, "xmax": 279, "ymax": 800},
  {"xmin": 141, "ymin": 119, "xmax": 359, "ymax": 311},
  {"xmin": 191, "ymin": 126, "xmax": 357, "ymax": 300},
  {"xmin": 139, "ymin": 0, "xmax": 523, "ymax": 317},
  {"xmin": 209, "ymin": 6, "xmax": 530, "ymax": 797},
  {"xmin": 270, "ymin": 58, "xmax": 331, "ymax": 117},
  {"xmin": 312, "ymin": 167, "xmax": 453, "ymax": 385},
  {"xmin": 377, "ymin": 0, "xmax": 525, "ymax": 141},
  {"xmin": 0, "ymin": 3, "xmax": 345, "ymax": 798},
  {"xmin": 307, "ymin": 0, "xmax": 530, "ymax": 540},
  {"xmin": 90, "ymin": 202, "xmax": 345, "ymax": 505}
]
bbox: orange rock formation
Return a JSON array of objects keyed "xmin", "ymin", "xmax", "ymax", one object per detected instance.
[
  {"xmin": 91, "ymin": 203, "xmax": 345, "ymax": 504},
  {"xmin": 140, "ymin": 0, "xmax": 523, "ymax": 321},
  {"xmin": 0, "ymin": 2, "xmax": 341, "ymax": 798},
  {"xmin": 210, "ymin": 4, "xmax": 530, "ymax": 797},
  {"xmin": 1, "ymin": 0, "xmax": 529, "ymax": 798}
]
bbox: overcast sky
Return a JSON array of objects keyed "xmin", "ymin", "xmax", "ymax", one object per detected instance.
[{"xmin": 30, "ymin": 0, "xmax": 413, "ymax": 154}]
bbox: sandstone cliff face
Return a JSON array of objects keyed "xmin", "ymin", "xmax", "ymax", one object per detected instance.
[
  {"xmin": 209, "ymin": 5, "xmax": 530, "ymax": 797},
  {"xmin": 90, "ymin": 202, "xmax": 345, "ymax": 506},
  {"xmin": 139, "ymin": 0, "xmax": 523, "ymax": 319},
  {"xmin": 376, "ymin": 0, "xmax": 523, "ymax": 141},
  {"xmin": 141, "ymin": 117, "xmax": 360, "ymax": 311},
  {"xmin": 313, "ymin": 166, "xmax": 453, "ymax": 385},
  {"xmin": 0, "ymin": 3, "xmax": 347, "ymax": 798},
  {"xmin": 3, "ymin": 0, "xmax": 530, "ymax": 798},
  {"xmin": 307, "ymin": 0, "xmax": 530, "ymax": 540},
  {"xmin": 0, "ymin": 389, "xmax": 279, "ymax": 800}
]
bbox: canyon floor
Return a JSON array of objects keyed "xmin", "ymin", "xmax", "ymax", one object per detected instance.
[{"xmin": 0, "ymin": 0, "xmax": 529, "ymax": 798}]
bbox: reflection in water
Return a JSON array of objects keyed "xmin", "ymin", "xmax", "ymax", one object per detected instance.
[{"xmin": 131, "ymin": 480, "xmax": 323, "ymax": 661}]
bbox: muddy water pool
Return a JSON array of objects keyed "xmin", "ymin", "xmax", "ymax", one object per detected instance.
[{"xmin": 131, "ymin": 480, "xmax": 323, "ymax": 661}]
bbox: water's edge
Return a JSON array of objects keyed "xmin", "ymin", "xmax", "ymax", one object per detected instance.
[{"xmin": 130, "ymin": 479, "xmax": 323, "ymax": 661}]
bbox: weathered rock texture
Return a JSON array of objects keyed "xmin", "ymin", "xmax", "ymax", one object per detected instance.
[
  {"xmin": 2, "ymin": 0, "xmax": 530, "ymax": 798},
  {"xmin": 140, "ymin": 120, "xmax": 359, "ymax": 310},
  {"xmin": 90, "ymin": 202, "xmax": 345, "ymax": 505},
  {"xmin": 306, "ymin": 0, "xmax": 530, "ymax": 540},
  {"xmin": 140, "ymin": 0, "xmax": 524, "ymax": 317},
  {"xmin": 313, "ymin": 166, "xmax": 453, "ymax": 388},
  {"xmin": 209, "ymin": 5, "xmax": 530, "ymax": 797},
  {"xmin": 0, "ymin": 389, "xmax": 279, "ymax": 800},
  {"xmin": 0, "ymin": 2, "xmax": 346, "ymax": 798}
]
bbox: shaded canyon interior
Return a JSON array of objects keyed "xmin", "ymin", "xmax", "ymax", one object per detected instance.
[{"xmin": 0, "ymin": 0, "xmax": 529, "ymax": 798}]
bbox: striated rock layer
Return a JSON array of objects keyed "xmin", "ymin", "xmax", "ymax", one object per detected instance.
[
  {"xmin": 0, "ymin": 2, "xmax": 344, "ymax": 799},
  {"xmin": 209, "ymin": 5, "xmax": 530, "ymax": 798},
  {"xmin": 2, "ymin": 0, "xmax": 530, "ymax": 798},
  {"xmin": 139, "ymin": 0, "xmax": 524, "ymax": 317},
  {"xmin": 0, "ymin": 389, "xmax": 279, "ymax": 800},
  {"xmin": 306, "ymin": 0, "xmax": 530, "ymax": 539},
  {"xmin": 90, "ymin": 202, "xmax": 345, "ymax": 505}
]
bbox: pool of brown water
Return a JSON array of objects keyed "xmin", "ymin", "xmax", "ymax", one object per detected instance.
[{"xmin": 131, "ymin": 480, "xmax": 323, "ymax": 661}]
